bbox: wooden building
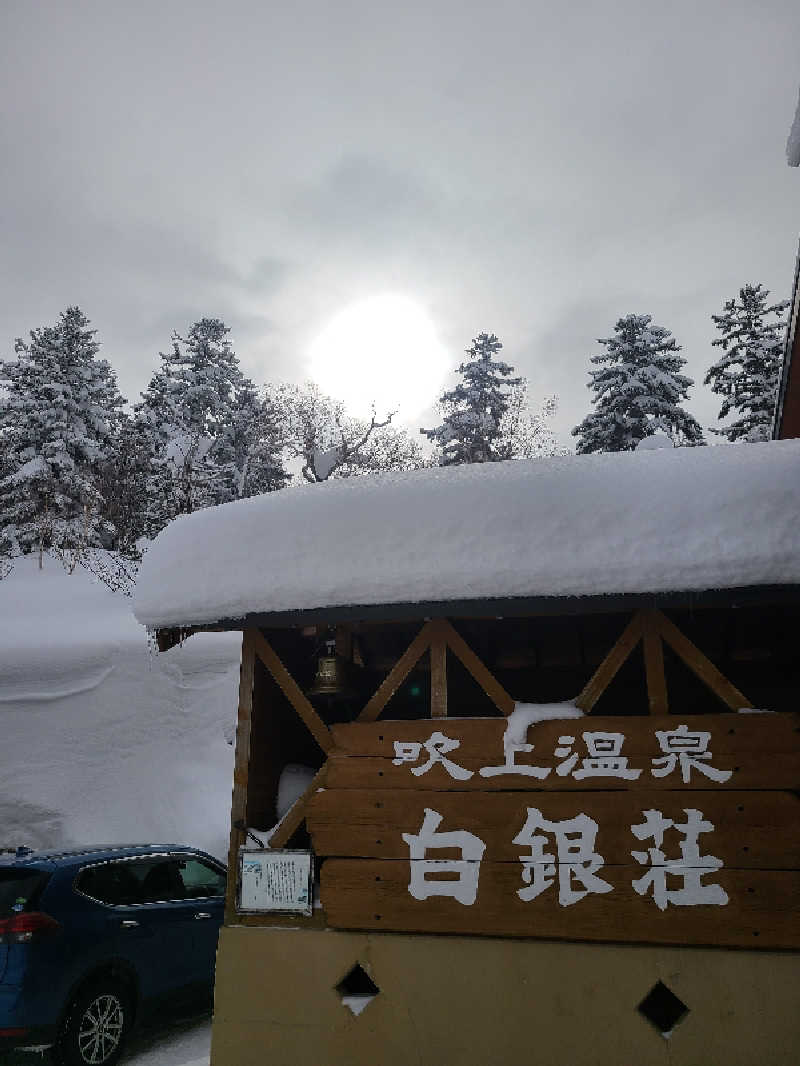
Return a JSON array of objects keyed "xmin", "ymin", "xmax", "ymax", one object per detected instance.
[
  {"xmin": 774, "ymin": 240, "xmax": 800, "ymax": 438},
  {"xmin": 135, "ymin": 440, "xmax": 800, "ymax": 1066}
]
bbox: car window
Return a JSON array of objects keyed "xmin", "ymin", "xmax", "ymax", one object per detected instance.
[
  {"xmin": 76, "ymin": 862, "xmax": 141, "ymax": 906},
  {"xmin": 177, "ymin": 858, "xmax": 226, "ymax": 899},
  {"xmin": 132, "ymin": 858, "xmax": 186, "ymax": 903},
  {"xmin": 77, "ymin": 857, "xmax": 186, "ymax": 905},
  {"xmin": 0, "ymin": 869, "xmax": 50, "ymax": 918}
]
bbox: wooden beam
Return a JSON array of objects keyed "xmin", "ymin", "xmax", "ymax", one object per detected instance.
[
  {"xmin": 357, "ymin": 621, "xmax": 436, "ymax": 722},
  {"xmin": 321, "ymin": 860, "xmax": 800, "ymax": 951},
  {"xmin": 655, "ymin": 610, "xmax": 754, "ymax": 711},
  {"xmin": 225, "ymin": 629, "xmax": 256, "ymax": 922},
  {"xmin": 429, "ymin": 632, "xmax": 448, "ymax": 719},
  {"xmin": 438, "ymin": 618, "xmax": 515, "ymax": 716},
  {"xmin": 269, "ymin": 763, "xmax": 328, "ymax": 849},
  {"xmin": 641, "ymin": 609, "xmax": 669, "ymax": 715},
  {"xmin": 308, "ymin": 788, "xmax": 800, "ymax": 867},
  {"xmin": 575, "ymin": 612, "xmax": 643, "ymax": 713},
  {"xmin": 252, "ymin": 631, "xmax": 333, "ymax": 754}
]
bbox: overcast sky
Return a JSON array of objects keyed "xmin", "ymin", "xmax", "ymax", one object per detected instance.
[{"xmin": 1, "ymin": 0, "xmax": 798, "ymax": 444}]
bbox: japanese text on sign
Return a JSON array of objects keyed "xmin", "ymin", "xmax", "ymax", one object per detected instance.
[
  {"xmin": 403, "ymin": 805, "xmax": 729, "ymax": 912},
  {"xmin": 391, "ymin": 724, "xmax": 733, "ymax": 784}
]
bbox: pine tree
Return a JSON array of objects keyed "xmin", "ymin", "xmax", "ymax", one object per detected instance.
[
  {"xmin": 213, "ymin": 380, "xmax": 289, "ymax": 501},
  {"xmin": 0, "ymin": 307, "xmax": 125, "ymax": 556},
  {"xmin": 94, "ymin": 413, "xmax": 156, "ymax": 557},
  {"xmin": 136, "ymin": 318, "xmax": 242, "ymax": 522},
  {"xmin": 421, "ymin": 332, "xmax": 521, "ymax": 465},
  {"xmin": 136, "ymin": 318, "xmax": 287, "ymax": 534},
  {"xmin": 704, "ymin": 284, "xmax": 789, "ymax": 442},
  {"xmin": 572, "ymin": 314, "xmax": 704, "ymax": 453}
]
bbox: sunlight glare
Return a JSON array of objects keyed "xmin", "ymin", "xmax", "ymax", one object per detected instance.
[{"xmin": 308, "ymin": 294, "xmax": 449, "ymax": 420}]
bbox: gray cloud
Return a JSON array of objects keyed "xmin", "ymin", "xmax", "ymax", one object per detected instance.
[
  {"xmin": 290, "ymin": 156, "xmax": 439, "ymax": 245},
  {"xmin": 1, "ymin": 0, "xmax": 798, "ymax": 440}
]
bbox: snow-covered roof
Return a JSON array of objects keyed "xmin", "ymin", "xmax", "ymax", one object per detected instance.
[{"xmin": 134, "ymin": 440, "xmax": 800, "ymax": 629}]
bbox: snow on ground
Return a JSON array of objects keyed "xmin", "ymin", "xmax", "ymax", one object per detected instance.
[
  {"xmin": 121, "ymin": 1015, "xmax": 211, "ymax": 1065},
  {"xmin": 135, "ymin": 440, "xmax": 800, "ymax": 629},
  {"xmin": 0, "ymin": 554, "xmax": 239, "ymax": 860},
  {"xmin": 2, "ymin": 1016, "xmax": 211, "ymax": 1066}
]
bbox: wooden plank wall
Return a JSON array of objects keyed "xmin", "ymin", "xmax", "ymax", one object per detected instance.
[{"xmin": 309, "ymin": 712, "xmax": 800, "ymax": 949}]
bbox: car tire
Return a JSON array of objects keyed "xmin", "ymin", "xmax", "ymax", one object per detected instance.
[{"xmin": 56, "ymin": 981, "xmax": 131, "ymax": 1066}]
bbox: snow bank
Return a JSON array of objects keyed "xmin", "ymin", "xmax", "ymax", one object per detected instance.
[
  {"xmin": 0, "ymin": 555, "xmax": 239, "ymax": 859},
  {"xmin": 0, "ymin": 559, "xmax": 136, "ymax": 702},
  {"xmin": 135, "ymin": 440, "xmax": 800, "ymax": 628}
]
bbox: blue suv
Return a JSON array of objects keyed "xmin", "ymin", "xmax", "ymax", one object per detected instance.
[{"xmin": 0, "ymin": 844, "xmax": 226, "ymax": 1064}]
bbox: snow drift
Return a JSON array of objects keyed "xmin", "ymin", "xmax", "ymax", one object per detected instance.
[{"xmin": 0, "ymin": 556, "xmax": 239, "ymax": 859}]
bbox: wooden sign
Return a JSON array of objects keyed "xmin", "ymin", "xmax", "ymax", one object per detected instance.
[
  {"xmin": 325, "ymin": 713, "xmax": 800, "ymax": 791},
  {"xmin": 309, "ymin": 713, "xmax": 800, "ymax": 950}
]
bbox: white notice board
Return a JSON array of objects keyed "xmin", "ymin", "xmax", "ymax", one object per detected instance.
[{"xmin": 237, "ymin": 849, "xmax": 313, "ymax": 915}]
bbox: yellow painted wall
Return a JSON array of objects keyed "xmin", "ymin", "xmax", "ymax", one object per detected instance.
[{"xmin": 211, "ymin": 926, "xmax": 800, "ymax": 1066}]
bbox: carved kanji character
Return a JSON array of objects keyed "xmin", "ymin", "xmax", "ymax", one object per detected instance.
[
  {"xmin": 402, "ymin": 808, "xmax": 486, "ymax": 906},
  {"xmin": 513, "ymin": 808, "xmax": 613, "ymax": 907}
]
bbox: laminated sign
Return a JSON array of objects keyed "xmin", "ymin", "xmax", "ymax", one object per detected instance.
[
  {"xmin": 238, "ymin": 849, "xmax": 313, "ymax": 915},
  {"xmin": 308, "ymin": 713, "xmax": 800, "ymax": 950}
]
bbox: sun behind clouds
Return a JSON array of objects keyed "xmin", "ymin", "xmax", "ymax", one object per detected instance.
[{"xmin": 308, "ymin": 293, "xmax": 450, "ymax": 420}]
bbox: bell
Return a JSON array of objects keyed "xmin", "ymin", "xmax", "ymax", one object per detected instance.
[{"xmin": 308, "ymin": 641, "xmax": 353, "ymax": 701}]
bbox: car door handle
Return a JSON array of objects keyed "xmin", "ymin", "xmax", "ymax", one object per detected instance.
[
  {"xmin": 120, "ymin": 920, "xmax": 139, "ymax": 929},
  {"xmin": 193, "ymin": 912, "xmax": 212, "ymax": 920}
]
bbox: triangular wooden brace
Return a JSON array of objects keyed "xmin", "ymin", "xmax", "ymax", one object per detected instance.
[
  {"xmin": 357, "ymin": 620, "xmax": 439, "ymax": 722},
  {"xmin": 654, "ymin": 609, "xmax": 753, "ymax": 711},
  {"xmin": 437, "ymin": 618, "xmax": 515, "ymax": 716},
  {"xmin": 575, "ymin": 612, "xmax": 644, "ymax": 713}
]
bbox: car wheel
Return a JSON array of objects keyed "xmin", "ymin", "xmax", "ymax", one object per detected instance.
[{"xmin": 56, "ymin": 981, "xmax": 130, "ymax": 1066}]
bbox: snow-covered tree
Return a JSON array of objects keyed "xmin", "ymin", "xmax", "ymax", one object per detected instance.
[
  {"xmin": 494, "ymin": 385, "xmax": 563, "ymax": 460},
  {"xmin": 213, "ymin": 381, "xmax": 289, "ymax": 501},
  {"xmin": 278, "ymin": 382, "xmax": 424, "ymax": 482},
  {"xmin": 0, "ymin": 307, "xmax": 125, "ymax": 557},
  {"xmin": 421, "ymin": 332, "xmax": 521, "ymax": 465},
  {"xmin": 94, "ymin": 413, "xmax": 156, "ymax": 557},
  {"xmin": 704, "ymin": 284, "xmax": 789, "ymax": 442},
  {"xmin": 572, "ymin": 314, "xmax": 704, "ymax": 453},
  {"xmin": 136, "ymin": 318, "xmax": 282, "ymax": 532}
]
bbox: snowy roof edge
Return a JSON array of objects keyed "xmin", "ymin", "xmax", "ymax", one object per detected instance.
[{"xmin": 150, "ymin": 583, "xmax": 800, "ymax": 635}]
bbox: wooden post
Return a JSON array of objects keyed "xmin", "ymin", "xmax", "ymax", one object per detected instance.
[
  {"xmin": 641, "ymin": 609, "xmax": 669, "ymax": 715},
  {"xmin": 429, "ymin": 630, "xmax": 448, "ymax": 719},
  {"xmin": 225, "ymin": 629, "xmax": 256, "ymax": 923}
]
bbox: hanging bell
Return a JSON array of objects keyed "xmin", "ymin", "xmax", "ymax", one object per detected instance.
[{"xmin": 308, "ymin": 640, "xmax": 353, "ymax": 700}]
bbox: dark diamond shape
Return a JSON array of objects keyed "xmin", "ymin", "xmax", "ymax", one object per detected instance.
[
  {"xmin": 638, "ymin": 981, "xmax": 689, "ymax": 1036},
  {"xmin": 335, "ymin": 963, "xmax": 380, "ymax": 1017}
]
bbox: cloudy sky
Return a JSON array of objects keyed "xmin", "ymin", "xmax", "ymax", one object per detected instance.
[{"xmin": 1, "ymin": 0, "xmax": 798, "ymax": 444}]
